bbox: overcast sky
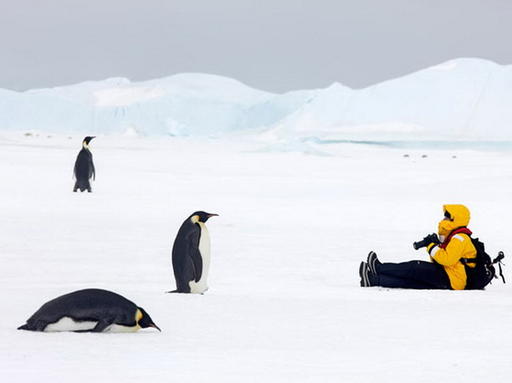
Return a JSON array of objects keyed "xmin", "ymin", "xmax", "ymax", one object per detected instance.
[{"xmin": 0, "ymin": 0, "xmax": 511, "ymax": 93}]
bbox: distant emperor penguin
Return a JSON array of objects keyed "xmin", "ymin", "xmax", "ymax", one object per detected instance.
[
  {"xmin": 170, "ymin": 211, "xmax": 218, "ymax": 293},
  {"xmin": 73, "ymin": 136, "xmax": 96, "ymax": 192},
  {"xmin": 18, "ymin": 288, "xmax": 161, "ymax": 333}
]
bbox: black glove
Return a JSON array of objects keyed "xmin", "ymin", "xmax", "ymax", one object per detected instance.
[
  {"xmin": 424, "ymin": 233, "xmax": 440, "ymax": 246},
  {"xmin": 413, "ymin": 233, "xmax": 440, "ymax": 250}
]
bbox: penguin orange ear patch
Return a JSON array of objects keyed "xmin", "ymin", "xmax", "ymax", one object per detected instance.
[{"xmin": 190, "ymin": 215, "xmax": 200, "ymax": 223}]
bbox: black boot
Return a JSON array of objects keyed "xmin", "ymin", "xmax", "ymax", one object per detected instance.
[
  {"xmin": 367, "ymin": 251, "xmax": 382, "ymax": 274},
  {"xmin": 359, "ymin": 262, "xmax": 371, "ymax": 287}
]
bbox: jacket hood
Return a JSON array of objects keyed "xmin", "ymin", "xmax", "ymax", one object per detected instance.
[
  {"xmin": 444, "ymin": 204, "xmax": 470, "ymax": 227},
  {"xmin": 438, "ymin": 204, "xmax": 471, "ymax": 237}
]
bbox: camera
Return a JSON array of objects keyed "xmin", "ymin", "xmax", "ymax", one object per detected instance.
[{"xmin": 413, "ymin": 233, "xmax": 439, "ymax": 250}]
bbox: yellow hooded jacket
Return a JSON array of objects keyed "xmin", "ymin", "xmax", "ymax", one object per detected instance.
[{"xmin": 426, "ymin": 205, "xmax": 477, "ymax": 290}]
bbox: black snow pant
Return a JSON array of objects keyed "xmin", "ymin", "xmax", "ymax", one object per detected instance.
[{"xmin": 375, "ymin": 260, "xmax": 451, "ymax": 289}]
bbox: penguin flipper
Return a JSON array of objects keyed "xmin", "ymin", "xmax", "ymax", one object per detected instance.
[
  {"xmin": 188, "ymin": 230, "xmax": 203, "ymax": 282},
  {"xmin": 79, "ymin": 319, "xmax": 113, "ymax": 333},
  {"xmin": 191, "ymin": 248, "xmax": 203, "ymax": 283}
]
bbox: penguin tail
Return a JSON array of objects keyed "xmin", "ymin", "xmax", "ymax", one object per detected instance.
[
  {"xmin": 17, "ymin": 324, "xmax": 30, "ymax": 330},
  {"xmin": 165, "ymin": 290, "xmax": 179, "ymax": 293}
]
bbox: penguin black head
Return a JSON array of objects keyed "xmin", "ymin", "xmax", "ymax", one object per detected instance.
[
  {"xmin": 190, "ymin": 211, "xmax": 219, "ymax": 223},
  {"xmin": 137, "ymin": 307, "xmax": 161, "ymax": 331},
  {"xmin": 82, "ymin": 136, "xmax": 96, "ymax": 146}
]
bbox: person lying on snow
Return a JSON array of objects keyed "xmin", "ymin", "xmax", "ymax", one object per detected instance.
[{"xmin": 360, "ymin": 204, "xmax": 478, "ymax": 290}]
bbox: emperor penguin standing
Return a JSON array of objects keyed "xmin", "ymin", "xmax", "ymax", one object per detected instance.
[
  {"xmin": 170, "ymin": 211, "xmax": 218, "ymax": 293},
  {"xmin": 73, "ymin": 136, "xmax": 96, "ymax": 192}
]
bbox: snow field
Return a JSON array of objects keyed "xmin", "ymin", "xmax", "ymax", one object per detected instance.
[{"xmin": 1, "ymin": 133, "xmax": 512, "ymax": 382}]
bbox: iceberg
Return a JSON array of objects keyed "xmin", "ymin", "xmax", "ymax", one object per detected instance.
[{"xmin": 0, "ymin": 58, "xmax": 511, "ymax": 142}]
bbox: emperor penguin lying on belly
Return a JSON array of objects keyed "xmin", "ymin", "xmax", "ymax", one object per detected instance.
[{"xmin": 18, "ymin": 289, "xmax": 160, "ymax": 333}]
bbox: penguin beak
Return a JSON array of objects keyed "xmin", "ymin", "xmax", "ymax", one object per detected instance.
[
  {"xmin": 207, "ymin": 213, "xmax": 219, "ymax": 218},
  {"xmin": 150, "ymin": 324, "xmax": 161, "ymax": 332}
]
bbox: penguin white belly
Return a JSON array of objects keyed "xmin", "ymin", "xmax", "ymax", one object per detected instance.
[
  {"xmin": 189, "ymin": 222, "xmax": 210, "ymax": 294},
  {"xmin": 44, "ymin": 317, "xmax": 98, "ymax": 332},
  {"xmin": 44, "ymin": 317, "xmax": 140, "ymax": 333}
]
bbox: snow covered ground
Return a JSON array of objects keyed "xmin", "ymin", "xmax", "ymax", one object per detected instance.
[{"xmin": 1, "ymin": 132, "xmax": 512, "ymax": 382}]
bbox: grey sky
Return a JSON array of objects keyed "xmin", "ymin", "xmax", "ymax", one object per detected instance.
[{"xmin": 1, "ymin": 0, "xmax": 511, "ymax": 93}]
